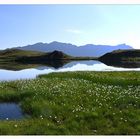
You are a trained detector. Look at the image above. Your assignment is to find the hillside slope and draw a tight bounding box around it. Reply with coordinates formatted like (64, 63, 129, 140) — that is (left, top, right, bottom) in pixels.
(99, 49, 140, 61)
(0, 49, 44, 59)
(99, 49, 140, 68)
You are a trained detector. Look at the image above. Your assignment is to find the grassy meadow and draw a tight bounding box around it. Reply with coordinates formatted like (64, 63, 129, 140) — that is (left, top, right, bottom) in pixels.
(0, 71, 140, 135)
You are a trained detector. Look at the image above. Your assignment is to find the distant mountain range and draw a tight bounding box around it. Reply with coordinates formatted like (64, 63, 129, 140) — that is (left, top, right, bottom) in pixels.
(17, 41, 133, 57)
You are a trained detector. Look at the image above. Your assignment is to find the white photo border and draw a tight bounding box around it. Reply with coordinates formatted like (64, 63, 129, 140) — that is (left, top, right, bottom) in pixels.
(0, 1, 140, 140)
(0, 0, 140, 4)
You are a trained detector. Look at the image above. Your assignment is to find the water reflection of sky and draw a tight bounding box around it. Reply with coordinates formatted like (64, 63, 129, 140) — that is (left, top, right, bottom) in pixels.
(0, 60, 140, 81)
(0, 103, 23, 120)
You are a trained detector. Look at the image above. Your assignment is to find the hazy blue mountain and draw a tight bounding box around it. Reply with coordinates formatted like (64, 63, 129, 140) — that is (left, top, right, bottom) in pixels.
(17, 41, 133, 57)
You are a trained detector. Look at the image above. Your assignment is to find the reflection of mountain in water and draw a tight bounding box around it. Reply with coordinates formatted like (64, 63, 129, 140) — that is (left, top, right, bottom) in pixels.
(62, 60, 101, 68)
(36, 59, 140, 70)
(36, 60, 101, 70)
(100, 60, 140, 68)
(0, 60, 140, 81)
(0, 59, 140, 71)
(34, 60, 69, 69)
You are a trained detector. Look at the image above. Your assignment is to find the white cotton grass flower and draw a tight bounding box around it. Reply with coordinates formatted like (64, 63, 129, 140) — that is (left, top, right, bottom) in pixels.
(14, 124, 18, 128)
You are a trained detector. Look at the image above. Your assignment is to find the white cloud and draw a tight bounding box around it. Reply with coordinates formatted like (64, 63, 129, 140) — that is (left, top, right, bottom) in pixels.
(66, 29, 83, 34)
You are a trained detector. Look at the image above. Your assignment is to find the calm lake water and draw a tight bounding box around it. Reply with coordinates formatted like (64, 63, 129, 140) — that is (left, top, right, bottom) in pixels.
(0, 60, 140, 81)
(0, 103, 24, 120)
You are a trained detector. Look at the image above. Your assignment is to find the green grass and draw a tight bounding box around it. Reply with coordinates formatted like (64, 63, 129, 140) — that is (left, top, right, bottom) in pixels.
(0, 49, 44, 57)
(0, 71, 140, 135)
(122, 57, 140, 61)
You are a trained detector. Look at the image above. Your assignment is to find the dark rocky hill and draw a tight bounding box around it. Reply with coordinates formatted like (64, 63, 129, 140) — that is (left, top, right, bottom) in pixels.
(99, 49, 140, 68)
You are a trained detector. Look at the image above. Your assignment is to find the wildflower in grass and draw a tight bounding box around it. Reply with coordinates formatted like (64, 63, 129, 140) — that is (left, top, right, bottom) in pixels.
(14, 124, 18, 128)
(93, 130, 97, 133)
(75, 115, 78, 117)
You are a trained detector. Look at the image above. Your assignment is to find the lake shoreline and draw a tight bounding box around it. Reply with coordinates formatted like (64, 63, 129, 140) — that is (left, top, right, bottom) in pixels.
(0, 60, 140, 81)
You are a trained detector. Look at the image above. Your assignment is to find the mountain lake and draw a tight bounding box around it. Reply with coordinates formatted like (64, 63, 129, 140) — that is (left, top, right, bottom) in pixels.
(0, 60, 140, 81)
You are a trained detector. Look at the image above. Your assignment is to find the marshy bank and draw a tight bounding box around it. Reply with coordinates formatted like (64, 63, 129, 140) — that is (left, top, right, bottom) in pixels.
(0, 71, 139, 135)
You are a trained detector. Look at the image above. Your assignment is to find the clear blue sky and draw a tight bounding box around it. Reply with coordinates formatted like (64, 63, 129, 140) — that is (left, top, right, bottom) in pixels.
(0, 5, 140, 49)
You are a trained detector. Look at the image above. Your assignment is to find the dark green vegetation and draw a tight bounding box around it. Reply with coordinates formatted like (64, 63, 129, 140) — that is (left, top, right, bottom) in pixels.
(0, 49, 96, 70)
(0, 71, 140, 135)
(100, 49, 140, 68)
(0, 49, 69, 70)
(100, 49, 140, 61)
(0, 49, 45, 70)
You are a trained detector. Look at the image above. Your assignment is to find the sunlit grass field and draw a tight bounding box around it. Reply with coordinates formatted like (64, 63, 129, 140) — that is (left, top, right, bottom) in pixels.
(0, 71, 140, 135)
